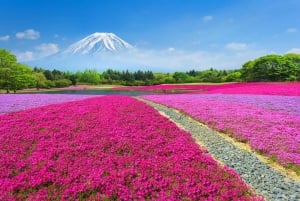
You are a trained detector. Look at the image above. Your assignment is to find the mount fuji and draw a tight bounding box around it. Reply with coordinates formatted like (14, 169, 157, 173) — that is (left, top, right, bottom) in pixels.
(29, 32, 166, 71)
(63, 32, 133, 55)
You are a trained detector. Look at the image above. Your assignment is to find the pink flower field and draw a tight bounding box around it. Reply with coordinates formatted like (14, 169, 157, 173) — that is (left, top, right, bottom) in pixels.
(115, 82, 300, 96)
(143, 94, 300, 168)
(0, 96, 262, 200)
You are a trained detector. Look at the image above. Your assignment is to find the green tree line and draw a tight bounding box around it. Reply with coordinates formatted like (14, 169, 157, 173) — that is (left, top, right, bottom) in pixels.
(241, 54, 300, 81)
(0, 49, 35, 93)
(1, 48, 300, 93)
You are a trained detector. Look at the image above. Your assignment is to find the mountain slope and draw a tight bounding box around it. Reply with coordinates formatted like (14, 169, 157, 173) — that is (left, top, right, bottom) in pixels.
(63, 32, 133, 55)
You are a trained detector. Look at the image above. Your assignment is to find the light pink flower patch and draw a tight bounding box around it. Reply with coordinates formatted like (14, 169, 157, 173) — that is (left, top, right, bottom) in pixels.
(143, 94, 300, 166)
(0, 94, 99, 114)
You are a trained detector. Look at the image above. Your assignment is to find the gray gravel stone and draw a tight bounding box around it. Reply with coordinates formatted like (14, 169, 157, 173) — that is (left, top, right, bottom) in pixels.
(140, 98, 300, 201)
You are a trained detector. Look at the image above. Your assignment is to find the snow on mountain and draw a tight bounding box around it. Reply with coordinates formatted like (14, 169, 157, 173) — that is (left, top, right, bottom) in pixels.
(63, 32, 133, 55)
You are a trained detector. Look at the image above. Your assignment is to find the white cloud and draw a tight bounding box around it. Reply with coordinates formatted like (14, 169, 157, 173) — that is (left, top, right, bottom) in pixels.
(286, 48, 300, 54)
(16, 29, 40, 40)
(35, 43, 59, 57)
(168, 47, 175, 51)
(16, 51, 34, 61)
(225, 42, 249, 51)
(286, 28, 298, 33)
(202, 15, 213, 22)
(0, 35, 10, 41)
(15, 43, 59, 62)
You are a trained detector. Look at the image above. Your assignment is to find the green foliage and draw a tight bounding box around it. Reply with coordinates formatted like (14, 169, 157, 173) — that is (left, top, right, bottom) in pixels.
(184, 68, 238, 83)
(224, 71, 242, 82)
(197, 69, 222, 82)
(0, 49, 18, 92)
(154, 73, 170, 83)
(0, 67, 11, 92)
(241, 54, 300, 81)
(0, 50, 35, 93)
(35, 68, 75, 88)
(241, 61, 255, 81)
(52, 69, 65, 80)
(173, 72, 190, 83)
(54, 79, 72, 87)
(34, 72, 48, 90)
(284, 53, 300, 65)
(78, 69, 101, 84)
(0, 49, 17, 68)
(43, 70, 54, 80)
(101, 69, 156, 85)
(69, 74, 77, 85)
(8, 64, 35, 92)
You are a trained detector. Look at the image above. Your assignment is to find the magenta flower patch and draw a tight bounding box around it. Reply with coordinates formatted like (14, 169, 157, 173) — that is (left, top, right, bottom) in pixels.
(115, 82, 300, 96)
(0, 96, 261, 200)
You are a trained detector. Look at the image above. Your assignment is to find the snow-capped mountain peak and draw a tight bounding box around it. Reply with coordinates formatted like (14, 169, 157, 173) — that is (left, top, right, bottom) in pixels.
(64, 32, 133, 55)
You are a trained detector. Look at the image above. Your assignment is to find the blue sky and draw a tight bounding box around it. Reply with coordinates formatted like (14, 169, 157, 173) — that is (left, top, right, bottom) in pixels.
(0, 0, 300, 71)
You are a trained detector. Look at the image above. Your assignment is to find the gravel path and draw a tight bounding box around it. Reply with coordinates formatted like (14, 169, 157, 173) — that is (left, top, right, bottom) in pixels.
(139, 98, 300, 201)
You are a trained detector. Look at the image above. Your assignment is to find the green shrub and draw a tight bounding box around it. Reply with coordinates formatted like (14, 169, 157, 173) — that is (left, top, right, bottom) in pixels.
(54, 79, 72, 87)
